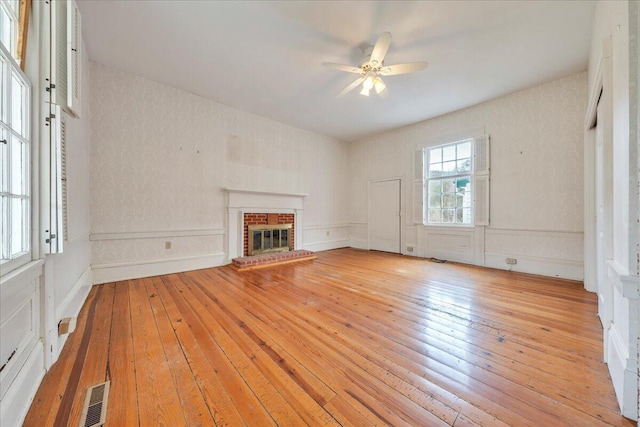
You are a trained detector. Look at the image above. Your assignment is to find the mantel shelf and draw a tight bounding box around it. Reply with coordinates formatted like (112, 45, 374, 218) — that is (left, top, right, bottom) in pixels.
(223, 187, 309, 198)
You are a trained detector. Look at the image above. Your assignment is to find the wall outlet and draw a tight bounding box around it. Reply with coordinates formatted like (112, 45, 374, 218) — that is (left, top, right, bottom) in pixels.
(406, 246, 414, 252)
(165, 241, 171, 249)
(58, 317, 77, 335)
(326, 230, 330, 236)
(506, 258, 517, 265)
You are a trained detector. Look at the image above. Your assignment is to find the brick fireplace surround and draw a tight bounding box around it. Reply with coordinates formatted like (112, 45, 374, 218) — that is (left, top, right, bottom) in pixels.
(243, 213, 295, 256)
(224, 188, 306, 263)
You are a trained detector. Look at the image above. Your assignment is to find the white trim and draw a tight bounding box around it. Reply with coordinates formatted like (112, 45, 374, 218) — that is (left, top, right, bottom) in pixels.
(414, 126, 485, 150)
(54, 266, 91, 359)
(90, 228, 225, 241)
(0, 340, 45, 427)
(222, 187, 309, 198)
(91, 252, 226, 285)
(303, 239, 350, 252)
(484, 252, 583, 280)
(349, 239, 368, 250)
(303, 223, 349, 231)
(607, 259, 640, 298)
(0, 259, 44, 288)
(585, 41, 605, 129)
(485, 227, 583, 237)
(54, 266, 91, 321)
(607, 322, 638, 419)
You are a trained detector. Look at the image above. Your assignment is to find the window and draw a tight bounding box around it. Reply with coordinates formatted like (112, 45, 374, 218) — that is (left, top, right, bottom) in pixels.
(1, 41, 30, 273)
(0, 0, 18, 59)
(425, 139, 473, 225)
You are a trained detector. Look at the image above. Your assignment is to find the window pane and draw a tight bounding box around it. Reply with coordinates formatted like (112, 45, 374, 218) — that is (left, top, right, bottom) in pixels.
(10, 196, 23, 256)
(457, 141, 471, 159)
(429, 147, 441, 164)
(442, 160, 456, 176)
(429, 162, 442, 177)
(0, 8, 12, 56)
(456, 208, 464, 223)
(428, 209, 441, 223)
(11, 72, 23, 134)
(428, 193, 441, 208)
(456, 193, 465, 208)
(443, 193, 455, 208)
(10, 135, 22, 194)
(463, 208, 471, 224)
(442, 178, 455, 193)
(457, 158, 471, 173)
(428, 179, 441, 194)
(442, 209, 454, 223)
(442, 145, 456, 162)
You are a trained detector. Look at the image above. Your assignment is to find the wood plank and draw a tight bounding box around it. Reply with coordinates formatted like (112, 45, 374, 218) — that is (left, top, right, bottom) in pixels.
(24, 249, 635, 427)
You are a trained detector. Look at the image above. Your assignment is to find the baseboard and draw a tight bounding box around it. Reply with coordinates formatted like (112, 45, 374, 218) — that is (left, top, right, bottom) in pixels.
(484, 252, 583, 280)
(0, 340, 45, 427)
(423, 249, 474, 265)
(54, 266, 92, 359)
(349, 238, 368, 250)
(607, 324, 638, 419)
(303, 239, 350, 252)
(92, 252, 226, 284)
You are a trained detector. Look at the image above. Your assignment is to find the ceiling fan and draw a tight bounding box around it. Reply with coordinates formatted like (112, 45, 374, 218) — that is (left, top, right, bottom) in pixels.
(322, 32, 428, 99)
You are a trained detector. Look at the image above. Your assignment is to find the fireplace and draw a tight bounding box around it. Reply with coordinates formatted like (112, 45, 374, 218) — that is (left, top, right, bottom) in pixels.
(224, 188, 307, 262)
(248, 224, 292, 256)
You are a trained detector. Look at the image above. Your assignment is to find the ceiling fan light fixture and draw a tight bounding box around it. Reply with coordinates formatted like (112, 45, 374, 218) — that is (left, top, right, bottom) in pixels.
(362, 75, 375, 91)
(374, 77, 386, 94)
(360, 86, 370, 96)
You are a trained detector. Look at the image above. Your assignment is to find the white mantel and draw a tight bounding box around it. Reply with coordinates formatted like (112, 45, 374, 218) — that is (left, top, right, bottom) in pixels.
(223, 188, 307, 262)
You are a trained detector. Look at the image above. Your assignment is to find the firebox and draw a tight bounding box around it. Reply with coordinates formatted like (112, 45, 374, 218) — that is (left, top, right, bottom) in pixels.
(247, 224, 292, 256)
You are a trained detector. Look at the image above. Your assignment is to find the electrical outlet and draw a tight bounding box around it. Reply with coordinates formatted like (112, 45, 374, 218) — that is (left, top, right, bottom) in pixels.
(406, 246, 414, 252)
(326, 230, 330, 236)
(506, 258, 517, 265)
(165, 241, 171, 250)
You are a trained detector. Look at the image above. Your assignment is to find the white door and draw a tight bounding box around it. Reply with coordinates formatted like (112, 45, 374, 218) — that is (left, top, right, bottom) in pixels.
(369, 179, 401, 253)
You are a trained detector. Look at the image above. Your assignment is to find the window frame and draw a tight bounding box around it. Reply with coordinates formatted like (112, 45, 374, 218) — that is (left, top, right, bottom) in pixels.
(423, 138, 474, 227)
(0, 40, 31, 275)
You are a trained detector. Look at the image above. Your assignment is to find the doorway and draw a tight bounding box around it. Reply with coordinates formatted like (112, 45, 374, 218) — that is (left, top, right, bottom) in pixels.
(369, 179, 401, 253)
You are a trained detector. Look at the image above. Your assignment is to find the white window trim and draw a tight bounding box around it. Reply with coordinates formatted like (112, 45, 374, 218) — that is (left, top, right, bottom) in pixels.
(423, 138, 475, 228)
(0, 40, 32, 276)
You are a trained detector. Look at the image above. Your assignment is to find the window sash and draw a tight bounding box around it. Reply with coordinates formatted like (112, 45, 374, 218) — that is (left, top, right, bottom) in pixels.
(424, 139, 474, 226)
(0, 39, 30, 274)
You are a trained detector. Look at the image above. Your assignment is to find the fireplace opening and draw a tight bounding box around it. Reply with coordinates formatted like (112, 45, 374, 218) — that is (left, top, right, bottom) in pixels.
(248, 224, 292, 256)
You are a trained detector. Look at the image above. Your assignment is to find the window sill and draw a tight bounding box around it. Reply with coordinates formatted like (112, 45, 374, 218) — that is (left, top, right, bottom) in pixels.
(0, 258, 44, 288)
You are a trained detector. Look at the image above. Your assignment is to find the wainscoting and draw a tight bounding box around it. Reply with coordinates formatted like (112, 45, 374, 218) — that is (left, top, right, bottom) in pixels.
(351, 223, 584, 281)
(90, 229, 226, 284)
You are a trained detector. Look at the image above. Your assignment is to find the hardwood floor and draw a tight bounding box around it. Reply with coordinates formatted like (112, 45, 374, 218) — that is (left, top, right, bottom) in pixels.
(24, 248, 634, 426)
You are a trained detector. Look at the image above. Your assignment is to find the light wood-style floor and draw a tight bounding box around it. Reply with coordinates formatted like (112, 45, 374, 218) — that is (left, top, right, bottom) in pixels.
(25, 248, 634, 426)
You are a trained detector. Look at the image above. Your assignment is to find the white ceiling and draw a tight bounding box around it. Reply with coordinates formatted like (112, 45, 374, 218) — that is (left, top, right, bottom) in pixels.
(77, 1, 595, 142)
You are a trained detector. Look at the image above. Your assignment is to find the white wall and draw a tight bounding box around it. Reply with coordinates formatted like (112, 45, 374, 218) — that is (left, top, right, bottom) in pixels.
(586, 0, 639, 420)
(349, 72, 586, 280)
(89, 63, 350, 283)
(0, 3, 93, 426)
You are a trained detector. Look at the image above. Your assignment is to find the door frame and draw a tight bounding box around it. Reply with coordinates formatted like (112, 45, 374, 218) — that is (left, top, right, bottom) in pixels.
(367, 177, 402, 253)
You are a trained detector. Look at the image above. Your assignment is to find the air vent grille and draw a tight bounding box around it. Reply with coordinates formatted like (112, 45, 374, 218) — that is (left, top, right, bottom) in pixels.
(79, 381, 110, 427)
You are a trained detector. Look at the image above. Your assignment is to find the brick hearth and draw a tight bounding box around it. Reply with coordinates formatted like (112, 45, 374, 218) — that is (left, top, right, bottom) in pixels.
(231, 249, 316, 270)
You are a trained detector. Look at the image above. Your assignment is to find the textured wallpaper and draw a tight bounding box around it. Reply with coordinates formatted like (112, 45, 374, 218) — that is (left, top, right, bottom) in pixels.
(349, 72, 587, 233)
(90, 62, 349, 265)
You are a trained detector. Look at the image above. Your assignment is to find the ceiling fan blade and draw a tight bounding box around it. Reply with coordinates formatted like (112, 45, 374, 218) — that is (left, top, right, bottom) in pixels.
(337, 77, 365, 97)
(370, 32, 391, 66)
(380, 62, 429, 76)
(322, 62, 362, 74)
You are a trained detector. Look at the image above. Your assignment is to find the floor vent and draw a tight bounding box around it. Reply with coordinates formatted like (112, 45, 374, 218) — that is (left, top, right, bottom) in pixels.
(79, 381, 110, 427)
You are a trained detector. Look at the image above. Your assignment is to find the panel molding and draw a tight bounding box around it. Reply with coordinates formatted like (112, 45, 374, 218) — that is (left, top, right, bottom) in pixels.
(92, 252, 226, 284)
(90, 228, 225, 241)
(303, 239, 350, 252)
